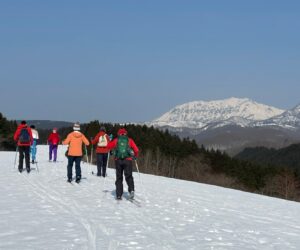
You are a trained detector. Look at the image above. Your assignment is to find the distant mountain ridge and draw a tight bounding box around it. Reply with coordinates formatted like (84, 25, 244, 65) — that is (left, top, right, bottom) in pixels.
(147, 98, 300, 154)
(149, 97, 285, 130)
(254, 104, 300, 130)
(18, 120, 73, 130)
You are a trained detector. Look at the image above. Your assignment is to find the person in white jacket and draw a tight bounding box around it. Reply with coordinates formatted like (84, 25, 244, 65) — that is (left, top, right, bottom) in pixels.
(30, 125, 39, 164)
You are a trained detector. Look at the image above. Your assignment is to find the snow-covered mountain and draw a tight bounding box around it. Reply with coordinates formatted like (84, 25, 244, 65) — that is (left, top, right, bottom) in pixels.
(150, 97, 285, 129)
(255, 104, 300, 130)
(147, 98, 300, 154)
(1, 146, 300, 249)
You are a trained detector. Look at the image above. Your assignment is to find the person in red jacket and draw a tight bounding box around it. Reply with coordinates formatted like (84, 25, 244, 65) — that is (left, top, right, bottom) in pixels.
(14, 121, 33, 173)
(107, 128, 139, 200)
(47, 128, 60, 162)
(91, 126, 111, 177)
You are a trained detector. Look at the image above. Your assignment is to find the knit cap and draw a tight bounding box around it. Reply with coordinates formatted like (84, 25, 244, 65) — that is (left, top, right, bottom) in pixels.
(118, 128, 127, 135)
(73, 122, 80, 131)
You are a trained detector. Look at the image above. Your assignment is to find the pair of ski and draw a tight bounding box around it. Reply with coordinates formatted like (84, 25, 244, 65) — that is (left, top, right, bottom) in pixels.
(127, 197, 141, 207)
(67, 180, 80, 185)
(116, 195, 141, 207)
(67, 177, 87, 185)
(91, 171, 108, 178)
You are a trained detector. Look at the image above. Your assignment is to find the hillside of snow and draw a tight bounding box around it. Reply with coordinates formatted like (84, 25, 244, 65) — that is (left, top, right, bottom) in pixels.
(149, 97, 285, 129)
(1, 145, 300, 249)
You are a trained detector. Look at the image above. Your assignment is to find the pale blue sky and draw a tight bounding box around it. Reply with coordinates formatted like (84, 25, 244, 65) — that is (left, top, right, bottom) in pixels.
(1, 0, 300, 123)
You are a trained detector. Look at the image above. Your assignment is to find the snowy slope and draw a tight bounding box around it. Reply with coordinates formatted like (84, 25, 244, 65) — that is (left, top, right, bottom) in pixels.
(149, 98, 284, 129)
(1, 146, 300, 249)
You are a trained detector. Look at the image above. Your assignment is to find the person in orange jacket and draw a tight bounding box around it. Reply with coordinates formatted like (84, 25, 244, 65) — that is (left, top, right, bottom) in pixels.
(63, 122, 89, 183)
(91, 126, 111, 177)
(107, 128, 139, 200)
(14, 121, 33, 173)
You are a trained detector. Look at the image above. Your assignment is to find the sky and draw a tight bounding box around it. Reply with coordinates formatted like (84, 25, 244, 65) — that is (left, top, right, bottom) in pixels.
(0, 0, 300, 123)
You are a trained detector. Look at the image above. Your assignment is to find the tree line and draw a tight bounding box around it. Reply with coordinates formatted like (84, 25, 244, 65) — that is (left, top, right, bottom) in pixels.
(0, 113, 17, 150)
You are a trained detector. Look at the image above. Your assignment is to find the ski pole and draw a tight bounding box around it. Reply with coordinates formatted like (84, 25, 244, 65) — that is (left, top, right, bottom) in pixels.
(90, 142, 94, 174)
(102, 152, 110, 192)
(135, 159, 141, 180)
(55, 144, 59, 163)
(35, 158, 39, 172)
(14, 146, 18, 169)
(84, 145, 89, 176)
(84, 145, 89, 163)
(90, 144, 93, 165)
(134, 159, 145, 198)
(35, 144, 39, 173)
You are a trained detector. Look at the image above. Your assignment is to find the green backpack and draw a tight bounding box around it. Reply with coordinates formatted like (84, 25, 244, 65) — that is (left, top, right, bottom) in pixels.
(115, 135, 132, 159)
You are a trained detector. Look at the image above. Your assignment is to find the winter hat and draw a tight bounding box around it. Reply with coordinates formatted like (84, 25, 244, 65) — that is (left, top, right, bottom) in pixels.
(100, 126, 106, 132)
(21, 120, 26, 125)
(73, 122, 80, 131)
(118, 128, 127, 135)
(30, 125, 35, 129)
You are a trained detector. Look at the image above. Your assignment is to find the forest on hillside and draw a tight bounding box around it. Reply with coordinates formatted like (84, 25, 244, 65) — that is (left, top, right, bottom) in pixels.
(236, 145, 300, 174)
(1, 113, 300, 202)
(0, 113, 17, 150)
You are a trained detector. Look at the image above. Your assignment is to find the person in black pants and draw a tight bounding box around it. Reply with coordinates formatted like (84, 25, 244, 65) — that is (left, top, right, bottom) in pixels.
(107, 128, 139, 200)
(115, 159, 135, 198)
(14, 121, 33, 173)
(91, 126, 111, 177)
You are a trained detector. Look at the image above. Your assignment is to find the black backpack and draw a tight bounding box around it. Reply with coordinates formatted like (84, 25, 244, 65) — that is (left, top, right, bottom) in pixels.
(19, 128, 30, 144)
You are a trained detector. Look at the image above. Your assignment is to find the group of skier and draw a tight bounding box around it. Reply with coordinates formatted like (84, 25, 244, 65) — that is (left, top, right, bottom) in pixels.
(13, 121, 139, 200)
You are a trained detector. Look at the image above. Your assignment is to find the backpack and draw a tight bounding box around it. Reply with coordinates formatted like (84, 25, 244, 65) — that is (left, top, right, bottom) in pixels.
(19, 128, 30, 144)
(98, 134, 108, 147)
(115, 135, 133, 159)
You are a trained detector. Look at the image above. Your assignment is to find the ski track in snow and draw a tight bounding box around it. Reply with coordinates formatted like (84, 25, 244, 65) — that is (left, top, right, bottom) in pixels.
(1, 146, 300, 249)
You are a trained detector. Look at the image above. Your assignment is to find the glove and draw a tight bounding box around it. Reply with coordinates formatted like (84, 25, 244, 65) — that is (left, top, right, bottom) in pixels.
(132, 156, 137, 161)
(128, 149, 134, 157)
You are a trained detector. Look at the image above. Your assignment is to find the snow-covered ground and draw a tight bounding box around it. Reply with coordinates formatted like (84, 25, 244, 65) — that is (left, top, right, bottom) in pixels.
(1, 145, 300, 250)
